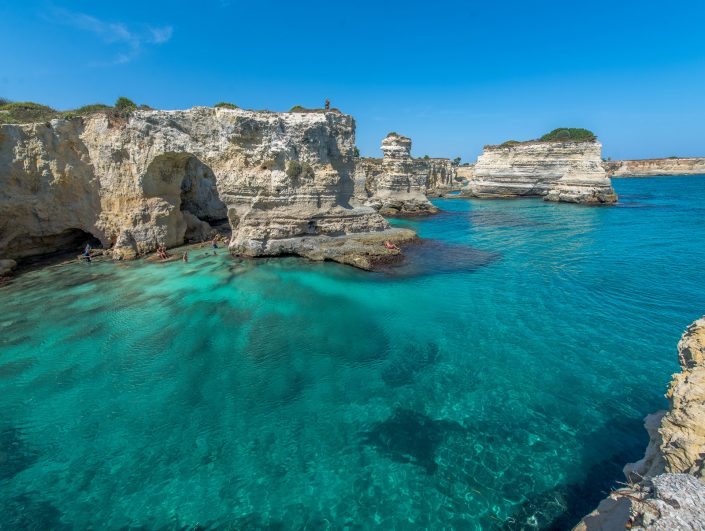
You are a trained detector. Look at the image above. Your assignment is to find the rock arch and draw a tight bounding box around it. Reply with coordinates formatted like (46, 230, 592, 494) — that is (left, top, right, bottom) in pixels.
(141, 152, 227, 246)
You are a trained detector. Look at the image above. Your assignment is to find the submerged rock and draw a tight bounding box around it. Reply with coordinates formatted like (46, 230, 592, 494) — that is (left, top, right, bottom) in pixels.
(575, 316, 705, 530)
(468, 141, 617, 204)
(0, 107, 409, 269)
(361, 408, 465, 474)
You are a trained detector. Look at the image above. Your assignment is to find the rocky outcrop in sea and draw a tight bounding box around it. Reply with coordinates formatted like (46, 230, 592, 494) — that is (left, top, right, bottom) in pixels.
(604, 157, 705, 178)
(0, 107, 414, 270)
(354, 133, 461, 215)
(468, 141, 617, 204)
(575, 316, 705, 530)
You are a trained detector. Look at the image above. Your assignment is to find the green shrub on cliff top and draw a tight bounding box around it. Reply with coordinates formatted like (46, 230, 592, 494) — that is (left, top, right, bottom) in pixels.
(215, 102, 238, 109)
(539, 128, 596, 142)
(499, 140, 521, 148)
(0, 101, 59, 124)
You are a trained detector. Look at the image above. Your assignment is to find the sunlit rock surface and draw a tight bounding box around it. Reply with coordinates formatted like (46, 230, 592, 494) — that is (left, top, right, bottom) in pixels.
(469, 141, 617, 204)
(605, 157, 705, 178)
(0, 107, 411, 268)
(576, 316, 705, 530)
(355, 133, 460, 215)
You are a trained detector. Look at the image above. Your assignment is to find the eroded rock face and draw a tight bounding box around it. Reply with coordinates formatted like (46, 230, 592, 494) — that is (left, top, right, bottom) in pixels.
(575, 316, 705, 530)
(0, 107, 402, 267)
(355, 133, 460, 215)
(604, 157, 705, 178)
(469, 141, 617, 204)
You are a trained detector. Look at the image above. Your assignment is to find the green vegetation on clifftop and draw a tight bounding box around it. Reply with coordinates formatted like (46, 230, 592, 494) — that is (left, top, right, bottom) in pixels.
(539, 128, 596, 142)
(493, 128, 597, 148)
(0, 97, 148, 124)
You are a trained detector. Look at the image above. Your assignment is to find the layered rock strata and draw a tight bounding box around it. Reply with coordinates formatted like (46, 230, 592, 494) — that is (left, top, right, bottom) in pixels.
(355, 133, 461, 215)
(0, 107, 412, 270)
(468, 141, 617, 204)
(604, 157, 705, 178)
(575, 316, 705, 530)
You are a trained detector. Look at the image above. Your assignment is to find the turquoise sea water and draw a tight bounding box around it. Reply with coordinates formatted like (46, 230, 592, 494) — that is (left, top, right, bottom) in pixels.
(2, 176, 705, 530)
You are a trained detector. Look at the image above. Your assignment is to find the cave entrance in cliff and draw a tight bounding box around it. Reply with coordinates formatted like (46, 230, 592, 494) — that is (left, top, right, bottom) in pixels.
(144, 153, 229, 243)
(9, 228, 103, 266)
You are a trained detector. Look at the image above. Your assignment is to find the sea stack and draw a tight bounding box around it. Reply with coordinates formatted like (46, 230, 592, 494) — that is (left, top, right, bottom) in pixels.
(469, 136, 617, 204)
(355, 133, 452, 215)
(0, 107, 414, 270)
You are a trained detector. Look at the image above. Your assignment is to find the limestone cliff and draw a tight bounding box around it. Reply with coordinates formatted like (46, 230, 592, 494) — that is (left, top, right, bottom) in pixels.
(604, 157, 705, 178)
(575, 316, 705, 530)
(354, 133, 460, 215)
(0, 107, 413, 270)
(469, 141, 617, 204)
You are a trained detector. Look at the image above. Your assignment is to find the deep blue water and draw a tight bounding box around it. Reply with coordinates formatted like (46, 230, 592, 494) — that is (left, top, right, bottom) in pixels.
(1, 176, 704, 529)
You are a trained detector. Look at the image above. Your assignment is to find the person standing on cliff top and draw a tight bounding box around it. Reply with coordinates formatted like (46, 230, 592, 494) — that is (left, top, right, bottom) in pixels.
(325, 98, 330, 111)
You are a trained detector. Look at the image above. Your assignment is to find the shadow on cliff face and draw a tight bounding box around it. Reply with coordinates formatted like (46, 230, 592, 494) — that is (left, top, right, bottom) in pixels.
(378, 239, 500, 278)
(361, 408, 466, 474)
(502, 415, 647, 530)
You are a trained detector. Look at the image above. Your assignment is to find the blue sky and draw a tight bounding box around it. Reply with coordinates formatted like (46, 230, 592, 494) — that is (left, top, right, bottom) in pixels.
(1, 0, 704, 160)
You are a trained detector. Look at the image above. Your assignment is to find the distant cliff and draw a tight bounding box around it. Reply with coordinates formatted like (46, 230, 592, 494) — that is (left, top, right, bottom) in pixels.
(604, 157, 705, 178)
(468, 141, 617, 204)
(0, 107, 414, 271)
(575, 316, 705, 530)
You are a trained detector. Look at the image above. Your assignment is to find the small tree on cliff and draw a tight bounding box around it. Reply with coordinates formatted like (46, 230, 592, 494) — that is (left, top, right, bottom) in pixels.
(114, 97, 137, 118)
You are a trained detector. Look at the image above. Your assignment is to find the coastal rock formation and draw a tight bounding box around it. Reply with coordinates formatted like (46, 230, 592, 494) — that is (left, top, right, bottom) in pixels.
(575, 316, 705, 530)
(468, 141, 617, 204)
(425, 158, 460, 196)
(0, 107, 413, 269)
(604, 157, 705, 178)
(355, 133, 461, 215)
(455, 164, 475, 186)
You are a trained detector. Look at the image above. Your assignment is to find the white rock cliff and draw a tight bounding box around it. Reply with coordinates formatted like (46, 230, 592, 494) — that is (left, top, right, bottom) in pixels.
(355, 133, 460, 215)
(604, 157, 705, 178)
(0, 107, 414, 270)
(469, 141, 617, 204)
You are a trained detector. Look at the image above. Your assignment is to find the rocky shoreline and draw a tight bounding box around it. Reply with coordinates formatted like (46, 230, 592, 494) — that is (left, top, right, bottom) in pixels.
(0, 107, 415, 273)
(575, 316, 705, 530)
(1, 107, 627, 275)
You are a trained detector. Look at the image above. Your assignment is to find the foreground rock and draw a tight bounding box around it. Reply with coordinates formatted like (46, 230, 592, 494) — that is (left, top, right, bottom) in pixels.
(0, 107, 409, 269)
(468, 141, 617, 204)
(575, 316, 705, 530)
(604, 157, 705, 178)
(355, 133, 460, 215)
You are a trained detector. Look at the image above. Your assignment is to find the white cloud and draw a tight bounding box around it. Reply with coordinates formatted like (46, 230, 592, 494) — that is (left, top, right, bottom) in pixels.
(149, 26, 173, 44)
(49, 6, 173, 64)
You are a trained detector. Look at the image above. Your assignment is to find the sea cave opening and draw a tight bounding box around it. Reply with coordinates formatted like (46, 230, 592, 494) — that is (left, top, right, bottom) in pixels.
(144, 153, 230, 243)
(9, 228, 102, 266)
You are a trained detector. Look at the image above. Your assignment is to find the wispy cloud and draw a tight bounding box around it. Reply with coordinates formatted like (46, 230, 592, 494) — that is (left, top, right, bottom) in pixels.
(48, 6, 173, 64)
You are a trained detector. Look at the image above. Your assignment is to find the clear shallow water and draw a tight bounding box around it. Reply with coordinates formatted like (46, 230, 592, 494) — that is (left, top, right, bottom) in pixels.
(1, 176, 705, 530)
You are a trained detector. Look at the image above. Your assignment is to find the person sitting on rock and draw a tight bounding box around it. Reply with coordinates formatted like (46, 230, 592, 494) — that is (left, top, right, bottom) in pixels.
(384, 240, 400, 251)
(79, 242, 92, 262)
